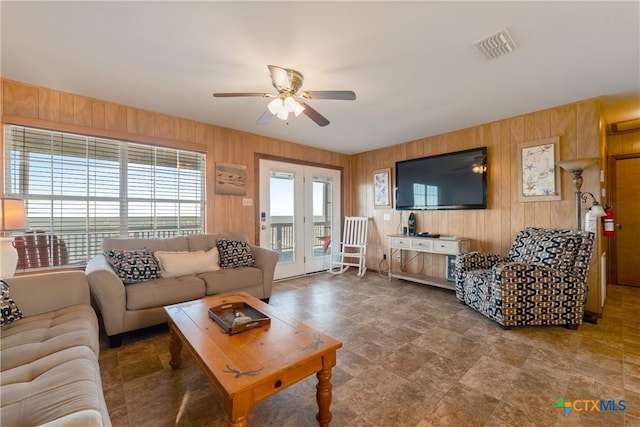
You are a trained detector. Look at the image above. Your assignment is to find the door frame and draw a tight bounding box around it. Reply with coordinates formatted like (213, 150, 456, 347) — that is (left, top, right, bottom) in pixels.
(607, 153, 640, 285)
(254, 153, 344, 248)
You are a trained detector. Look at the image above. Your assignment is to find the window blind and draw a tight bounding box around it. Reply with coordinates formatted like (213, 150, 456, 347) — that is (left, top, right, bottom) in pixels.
(3, 125, 205, 271)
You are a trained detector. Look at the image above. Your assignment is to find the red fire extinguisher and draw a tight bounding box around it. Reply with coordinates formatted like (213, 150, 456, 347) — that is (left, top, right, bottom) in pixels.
(602, 206, 615, 237)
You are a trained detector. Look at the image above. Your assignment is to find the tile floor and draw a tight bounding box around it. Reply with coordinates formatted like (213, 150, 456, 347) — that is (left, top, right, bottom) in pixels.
(98, 271, 640, 426)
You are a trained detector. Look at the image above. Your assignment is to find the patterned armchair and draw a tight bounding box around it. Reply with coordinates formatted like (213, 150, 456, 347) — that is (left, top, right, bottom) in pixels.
(454, 227, 595, 329)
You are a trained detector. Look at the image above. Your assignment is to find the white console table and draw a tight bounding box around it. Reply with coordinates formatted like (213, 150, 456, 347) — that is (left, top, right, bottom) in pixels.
(388, 234, 470, 290)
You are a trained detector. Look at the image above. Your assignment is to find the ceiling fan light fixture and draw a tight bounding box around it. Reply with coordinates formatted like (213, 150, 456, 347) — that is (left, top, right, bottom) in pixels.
(215, 65, 355, 126)
(269, 96, 303, 120)
(277, 108, 289, 120)
(284, 96, 297, 112)
(293, 102, 305, 117)
(268, 98, 283, 115)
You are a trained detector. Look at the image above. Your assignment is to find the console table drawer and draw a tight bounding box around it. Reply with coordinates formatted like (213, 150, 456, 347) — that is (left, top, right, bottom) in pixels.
(432, 240, 461, 254)
(390, 237, 411, 249)
(410, 239, 432, 251)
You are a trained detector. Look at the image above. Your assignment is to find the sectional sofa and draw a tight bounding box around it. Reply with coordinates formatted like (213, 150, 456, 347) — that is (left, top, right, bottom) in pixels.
(85, 232, 278, 347)
(0, 271, 111, 426)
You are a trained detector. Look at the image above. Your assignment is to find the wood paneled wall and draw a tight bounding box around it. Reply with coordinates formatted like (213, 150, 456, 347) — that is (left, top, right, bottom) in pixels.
(608, 129, 640, 156)
(2, 78, 613, 313)
(0, 79, 352, 243)
(351, 99, 605, 313)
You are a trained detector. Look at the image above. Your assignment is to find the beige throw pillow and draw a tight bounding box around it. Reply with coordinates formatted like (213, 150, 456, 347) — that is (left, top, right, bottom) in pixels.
(154, 248, 220, 278)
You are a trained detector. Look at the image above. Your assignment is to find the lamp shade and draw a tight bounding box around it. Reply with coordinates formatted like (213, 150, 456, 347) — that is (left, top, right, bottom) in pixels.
(284, 96, 296, 112)
(267, 98, 283, 115)
(0, 198, 27, 278)
(293, 102, 305, 117)
(0, 198, 28, 231)
(277, 108, 289, 120)
(557, 157, 599, 172)
(589, 203, 606, 217)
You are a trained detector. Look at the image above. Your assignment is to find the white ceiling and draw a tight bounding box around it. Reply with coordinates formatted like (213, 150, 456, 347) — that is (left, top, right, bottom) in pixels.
(1, 1, 639, 155)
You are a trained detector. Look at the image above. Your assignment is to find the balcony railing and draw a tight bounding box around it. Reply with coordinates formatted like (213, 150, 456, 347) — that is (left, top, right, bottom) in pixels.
(270, 222, 331, 262)
(13, 229, 200, 272)
(13, 222, 331, 272)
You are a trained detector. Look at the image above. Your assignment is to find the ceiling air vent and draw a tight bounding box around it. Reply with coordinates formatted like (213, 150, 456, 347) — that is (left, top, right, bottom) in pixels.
(474, 29, 517, 59)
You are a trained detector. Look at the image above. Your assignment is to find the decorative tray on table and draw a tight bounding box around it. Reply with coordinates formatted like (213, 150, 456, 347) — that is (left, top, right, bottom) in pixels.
(208, 302, 271, 335)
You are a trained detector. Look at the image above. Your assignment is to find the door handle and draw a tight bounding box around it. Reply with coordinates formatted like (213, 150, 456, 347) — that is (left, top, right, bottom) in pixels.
(261, 225, 267, 230)
(617, 223, 623, 230)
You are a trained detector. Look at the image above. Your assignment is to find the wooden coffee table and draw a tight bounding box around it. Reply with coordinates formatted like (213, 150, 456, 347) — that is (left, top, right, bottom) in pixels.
(164, 292, 343, 427)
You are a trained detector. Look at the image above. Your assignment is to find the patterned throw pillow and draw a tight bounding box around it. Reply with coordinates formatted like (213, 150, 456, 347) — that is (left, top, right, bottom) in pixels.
(1, 279, 24, 326)
(217, 239, 255, 269)
(105, 248, 162, 284)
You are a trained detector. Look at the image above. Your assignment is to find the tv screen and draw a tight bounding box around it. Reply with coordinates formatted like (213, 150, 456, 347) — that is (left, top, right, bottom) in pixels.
(395, 147, 487, 210)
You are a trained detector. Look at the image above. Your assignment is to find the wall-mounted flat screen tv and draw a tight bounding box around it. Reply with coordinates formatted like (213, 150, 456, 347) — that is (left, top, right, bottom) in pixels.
(395, 147, 487, 210)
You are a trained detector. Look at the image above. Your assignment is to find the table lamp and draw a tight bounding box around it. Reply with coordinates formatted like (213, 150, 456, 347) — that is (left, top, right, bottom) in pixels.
(0, 198, 29, 278)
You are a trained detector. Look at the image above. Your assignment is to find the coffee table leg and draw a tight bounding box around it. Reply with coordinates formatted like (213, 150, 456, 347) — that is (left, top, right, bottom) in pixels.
(168, 323, 183, 370)
(228, 415, 248, 427)
(315, 367, 333, 426)
(226, 396, 251, 427)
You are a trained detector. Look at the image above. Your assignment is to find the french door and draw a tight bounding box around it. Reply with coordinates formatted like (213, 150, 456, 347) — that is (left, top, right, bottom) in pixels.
(259, 159, 341, 279)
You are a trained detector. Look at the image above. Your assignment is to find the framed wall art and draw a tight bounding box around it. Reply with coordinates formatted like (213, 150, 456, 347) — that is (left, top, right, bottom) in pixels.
(373, 168, 392, 209)
(215, 162, 247, 195)
(517, 137, 561, 202)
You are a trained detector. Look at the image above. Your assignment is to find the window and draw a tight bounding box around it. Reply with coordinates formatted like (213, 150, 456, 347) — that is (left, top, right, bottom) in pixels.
(4, 125, 205, 271)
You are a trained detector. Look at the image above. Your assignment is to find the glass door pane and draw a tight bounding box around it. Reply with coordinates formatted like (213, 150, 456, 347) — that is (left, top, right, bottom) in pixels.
(269, 171, 295, 263)
(259, 160, 305, 279)
(312, 177, 332, 259)
(305, 167, 341, 274)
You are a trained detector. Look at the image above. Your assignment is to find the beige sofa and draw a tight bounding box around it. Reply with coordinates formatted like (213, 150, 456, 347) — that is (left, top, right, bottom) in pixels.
(0, 271, 111, 426)
(85, 232, 278, 347)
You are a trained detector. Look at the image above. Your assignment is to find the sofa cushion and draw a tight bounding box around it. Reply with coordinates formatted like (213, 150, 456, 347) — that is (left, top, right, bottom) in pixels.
(0, 304, 99, 372)
(1, 280, 24, 326)
(186, 232, 250, 252)
(509, 229, 577, 271)
(105, 248, 162, 284)
(125, 276, 205, 311)
(0, 346, 110, 427)
(198, 267, 263, 295)
(154, 248, 220, 278)
(217, 239, 255, 268)
(103, 236, 189, 253)
(520, 233, 577, 271)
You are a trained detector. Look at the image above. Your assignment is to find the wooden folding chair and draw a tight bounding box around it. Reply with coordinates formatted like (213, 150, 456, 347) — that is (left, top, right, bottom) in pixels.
(329, 216, 368, 277)
(14, 230, 69, 270)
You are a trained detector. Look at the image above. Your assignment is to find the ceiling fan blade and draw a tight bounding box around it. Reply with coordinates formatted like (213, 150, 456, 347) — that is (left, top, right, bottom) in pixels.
(213, 93, 269, 98)
(268, 65, 291, 91)
(299, 102, 330, 127)
(257, 110, 274, 125)
(301, 90, 356, 101)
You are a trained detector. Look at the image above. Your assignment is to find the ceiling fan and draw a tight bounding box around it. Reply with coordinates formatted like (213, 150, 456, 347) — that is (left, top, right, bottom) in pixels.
(213, 65, 356, 127)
